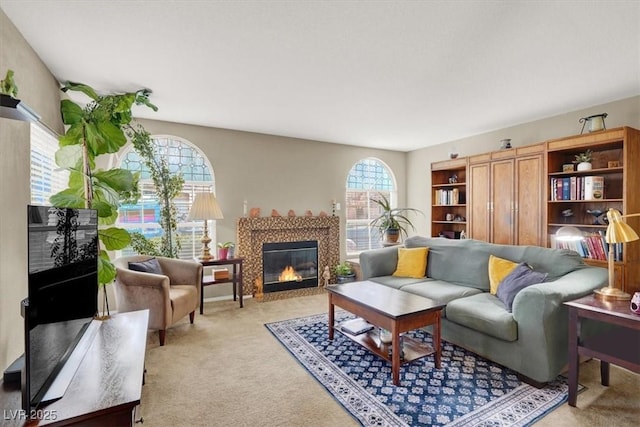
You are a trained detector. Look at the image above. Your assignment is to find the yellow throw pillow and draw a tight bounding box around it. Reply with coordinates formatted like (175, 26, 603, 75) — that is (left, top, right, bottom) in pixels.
(393, 247, 428, 279)
(488, 255, 519, 295)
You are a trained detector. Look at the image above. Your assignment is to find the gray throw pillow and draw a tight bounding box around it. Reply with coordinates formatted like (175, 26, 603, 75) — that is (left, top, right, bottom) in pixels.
(128, 258, 162, 274)
(496, 263, 547, 312)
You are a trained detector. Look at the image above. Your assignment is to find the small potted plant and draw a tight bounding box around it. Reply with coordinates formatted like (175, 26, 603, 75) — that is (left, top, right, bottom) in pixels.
(574, 149, 593, 171)
(334, 261, 356, 284)
(217, 241, 234, 259)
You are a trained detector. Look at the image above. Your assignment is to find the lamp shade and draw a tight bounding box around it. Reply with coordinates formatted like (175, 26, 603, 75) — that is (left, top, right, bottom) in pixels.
(605, 209, 639, 244)
(187, 192, 224, 221)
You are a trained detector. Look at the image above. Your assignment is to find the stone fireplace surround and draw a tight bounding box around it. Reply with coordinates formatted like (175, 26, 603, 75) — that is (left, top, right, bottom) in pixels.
(236, 216, 340, 297)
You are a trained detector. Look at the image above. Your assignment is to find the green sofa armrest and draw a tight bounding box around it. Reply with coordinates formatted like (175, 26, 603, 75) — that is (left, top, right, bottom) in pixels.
(510, 266, 607, 380)
(359, 246, 400, 279)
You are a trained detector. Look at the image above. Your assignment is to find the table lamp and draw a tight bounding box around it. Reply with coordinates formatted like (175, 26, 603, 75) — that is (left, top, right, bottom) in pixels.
(187, 192, 223, 260)
(594, 208, 640, 301)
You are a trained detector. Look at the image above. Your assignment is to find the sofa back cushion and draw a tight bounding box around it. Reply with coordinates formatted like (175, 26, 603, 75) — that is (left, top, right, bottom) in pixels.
(404, 236, 585, 291)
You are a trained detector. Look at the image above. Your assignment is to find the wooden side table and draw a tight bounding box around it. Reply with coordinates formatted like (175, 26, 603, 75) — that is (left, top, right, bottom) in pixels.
(565, 295, 640, 407)
(197, 257, 244, 313)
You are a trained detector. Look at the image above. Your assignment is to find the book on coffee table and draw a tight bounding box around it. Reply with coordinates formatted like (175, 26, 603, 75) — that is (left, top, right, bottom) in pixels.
(340, 318, 374, 335)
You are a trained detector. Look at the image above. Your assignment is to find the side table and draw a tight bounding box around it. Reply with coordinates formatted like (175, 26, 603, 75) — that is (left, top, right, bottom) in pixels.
(564, 295, 640, 407)
(197, 257, 244, 313)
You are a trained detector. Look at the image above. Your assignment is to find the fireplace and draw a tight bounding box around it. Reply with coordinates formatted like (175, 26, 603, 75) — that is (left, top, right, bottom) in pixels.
(236, 216, 339, 297)
(262, 241, 318, 293)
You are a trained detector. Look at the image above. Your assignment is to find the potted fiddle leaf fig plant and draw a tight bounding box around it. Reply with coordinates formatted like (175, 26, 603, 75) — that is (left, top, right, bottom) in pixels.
(369, 193, 422, 243)
(50, 81, 158, 317)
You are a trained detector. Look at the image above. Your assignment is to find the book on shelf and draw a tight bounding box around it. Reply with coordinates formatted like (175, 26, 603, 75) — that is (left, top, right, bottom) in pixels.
(434, 188, 460, 205)
(584, 176, 604, 200)
(549, 231, 622, 261)
(340, 317, 374, 335)
(549, 176, 604, 201)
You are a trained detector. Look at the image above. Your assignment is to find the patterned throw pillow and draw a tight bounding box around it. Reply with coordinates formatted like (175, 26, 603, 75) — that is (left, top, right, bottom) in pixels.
(496, 263, 547, 312)
(128, 257, 162, 274)
(488, 255, 519, 295)
(392, 247, 429, 279)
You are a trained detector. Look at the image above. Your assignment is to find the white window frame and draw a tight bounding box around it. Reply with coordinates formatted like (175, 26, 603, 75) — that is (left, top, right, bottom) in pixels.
(345, 158, 397, 257)
(116, 135, 216, 260)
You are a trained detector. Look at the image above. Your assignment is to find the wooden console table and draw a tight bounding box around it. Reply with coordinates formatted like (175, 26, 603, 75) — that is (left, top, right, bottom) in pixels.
(0, 309, 149, 426)
(197, 257, 244, 313)
(565, 295, 640, 407)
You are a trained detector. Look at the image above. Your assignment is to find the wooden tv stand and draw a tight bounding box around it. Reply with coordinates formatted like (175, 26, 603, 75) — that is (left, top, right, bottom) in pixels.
(0, 310, 149, 426)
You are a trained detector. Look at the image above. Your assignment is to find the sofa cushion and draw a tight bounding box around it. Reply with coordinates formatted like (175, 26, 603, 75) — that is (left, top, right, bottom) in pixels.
(128, 257, 163, 274)
(404, 236, 587, 289)
(445, 293, 518, 342)
(405, 237, 492, 290)
(393, 247, 428, 278)
(488, 255, 519, 295)
(399, 280, 482, 308)
(368, 276, 430, 290)
(496, 263, 548, 312)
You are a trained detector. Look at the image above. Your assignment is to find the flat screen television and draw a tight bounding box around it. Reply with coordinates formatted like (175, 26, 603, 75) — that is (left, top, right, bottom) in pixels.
(23, 205, 99, 411)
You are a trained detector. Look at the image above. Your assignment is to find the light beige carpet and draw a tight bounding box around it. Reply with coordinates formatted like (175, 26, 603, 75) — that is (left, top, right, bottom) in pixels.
(140, 294, 639, 426)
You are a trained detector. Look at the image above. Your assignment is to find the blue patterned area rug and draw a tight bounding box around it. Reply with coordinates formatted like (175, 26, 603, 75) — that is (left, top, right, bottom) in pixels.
(265, 312, 571, 427)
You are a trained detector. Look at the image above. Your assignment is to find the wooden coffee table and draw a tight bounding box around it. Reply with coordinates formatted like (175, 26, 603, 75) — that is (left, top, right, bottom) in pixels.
(327, 280, 444, 385)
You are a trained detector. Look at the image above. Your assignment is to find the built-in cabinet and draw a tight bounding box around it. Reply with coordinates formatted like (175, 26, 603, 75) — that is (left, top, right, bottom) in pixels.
(430, 126, 640, 296)
(467, 144, 544, 246)
(545, 127, 640, 295)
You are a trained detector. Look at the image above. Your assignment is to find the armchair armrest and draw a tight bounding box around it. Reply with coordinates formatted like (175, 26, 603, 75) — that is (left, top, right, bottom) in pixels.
(114, 267, 172, 330)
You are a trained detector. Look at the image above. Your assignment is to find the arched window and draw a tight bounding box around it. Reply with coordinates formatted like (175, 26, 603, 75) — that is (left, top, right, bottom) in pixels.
(345, 158, 396, 255)
(117, 135, 215, 259)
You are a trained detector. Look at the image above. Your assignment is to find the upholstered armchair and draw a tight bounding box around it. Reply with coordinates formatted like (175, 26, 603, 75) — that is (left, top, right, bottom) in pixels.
(114, 255, 202, 346)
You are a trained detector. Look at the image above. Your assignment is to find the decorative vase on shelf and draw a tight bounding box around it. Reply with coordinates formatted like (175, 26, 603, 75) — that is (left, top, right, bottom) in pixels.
(577, 162, 592, 171)
(217, 247, 228, 259)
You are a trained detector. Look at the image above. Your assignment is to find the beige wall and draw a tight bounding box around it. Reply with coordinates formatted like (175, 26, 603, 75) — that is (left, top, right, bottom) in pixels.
(406, 95, 640, 234)
(0, 9, 63, 371)
(133, 119, 407, 299)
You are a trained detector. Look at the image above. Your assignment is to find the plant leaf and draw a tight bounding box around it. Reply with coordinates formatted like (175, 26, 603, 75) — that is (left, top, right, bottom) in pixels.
(60, 100, 84, 125)
(98, 250, 116, 285)
(50, 189, 86, 208)
(95, 120, 127, 154)
(99, 227, 131, 251)
(91, 200, 113, 218)
(55, 145, 83, 170)
(93, 169, 137, 192)
(62, 81, 99, 100)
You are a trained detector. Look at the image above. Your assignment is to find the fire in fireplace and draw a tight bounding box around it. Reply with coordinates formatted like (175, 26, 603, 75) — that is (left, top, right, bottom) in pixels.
(262, 241, 318, 293)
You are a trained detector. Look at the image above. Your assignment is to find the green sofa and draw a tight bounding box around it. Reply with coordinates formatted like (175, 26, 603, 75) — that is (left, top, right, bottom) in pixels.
(359, 236, 608, 384)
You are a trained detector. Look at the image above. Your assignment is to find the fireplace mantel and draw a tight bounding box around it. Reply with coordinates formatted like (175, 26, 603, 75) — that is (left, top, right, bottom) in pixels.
(236, 216, 340, 296)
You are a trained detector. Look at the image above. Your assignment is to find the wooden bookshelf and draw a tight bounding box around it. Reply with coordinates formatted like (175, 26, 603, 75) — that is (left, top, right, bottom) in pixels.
(546, 127, 640, 295)
(431, 158, 467, 239)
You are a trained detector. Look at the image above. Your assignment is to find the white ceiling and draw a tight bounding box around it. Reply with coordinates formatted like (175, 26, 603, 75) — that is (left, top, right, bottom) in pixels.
(1, 1, 639, 152)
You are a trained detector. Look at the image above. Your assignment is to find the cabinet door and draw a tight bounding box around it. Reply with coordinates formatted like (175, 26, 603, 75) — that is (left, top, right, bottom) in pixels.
(515, 154, 544, 246)
(491, 159, 515, 244)
(469, 162, 490, 241)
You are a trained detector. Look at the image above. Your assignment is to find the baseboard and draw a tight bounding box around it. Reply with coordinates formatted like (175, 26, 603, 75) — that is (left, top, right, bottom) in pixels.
(203, 294, 252, 304)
